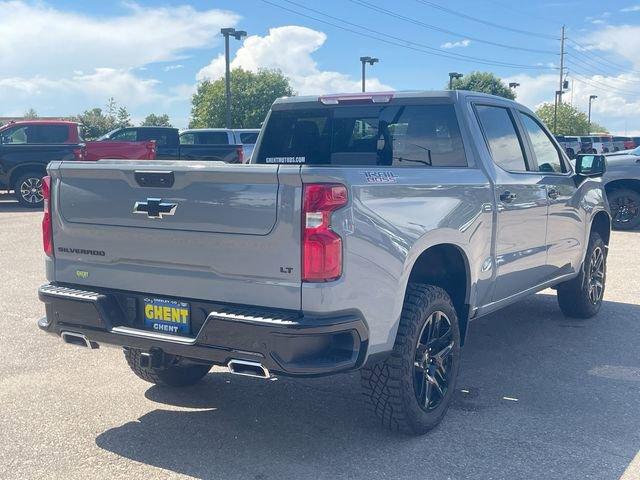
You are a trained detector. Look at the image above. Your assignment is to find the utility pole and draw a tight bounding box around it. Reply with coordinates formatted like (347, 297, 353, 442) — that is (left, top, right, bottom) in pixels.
(553, 25, 566, 135)
(588, 95, 597, 133)
(221, 27, 247, 129)
(360, 56, 379, 92)
(558, 25, 565, 105)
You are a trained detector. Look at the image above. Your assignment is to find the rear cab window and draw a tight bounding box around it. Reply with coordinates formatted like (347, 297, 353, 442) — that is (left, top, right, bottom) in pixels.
(239, 132, 259, 144)
(255, 102, 467, 167)
(180, 131, 230, 145)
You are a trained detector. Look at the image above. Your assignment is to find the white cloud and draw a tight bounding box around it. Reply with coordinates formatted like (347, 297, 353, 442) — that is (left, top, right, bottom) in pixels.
(440, 39, 471, 49)
(164, 64, 185, 72)
(0, 69, 164, 108)
(621, 5, 640, 12)
(197, 26, 392, 94)
(503, 72, 640, 134)
(0, 1, 239, 76)
(587, 24, 640, 69)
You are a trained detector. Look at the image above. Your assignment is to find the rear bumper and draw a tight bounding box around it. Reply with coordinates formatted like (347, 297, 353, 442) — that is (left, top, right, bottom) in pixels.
(38, 283, 369, 377)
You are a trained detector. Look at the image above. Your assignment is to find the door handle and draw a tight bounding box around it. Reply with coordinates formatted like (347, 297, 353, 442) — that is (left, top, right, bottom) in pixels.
(499, 191, 517, 203)
(548, 188, 560, 200)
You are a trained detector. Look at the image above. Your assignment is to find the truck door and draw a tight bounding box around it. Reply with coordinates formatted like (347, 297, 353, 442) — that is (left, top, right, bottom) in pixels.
(474, 104, 550, 301)
(516, 111, 583, 276)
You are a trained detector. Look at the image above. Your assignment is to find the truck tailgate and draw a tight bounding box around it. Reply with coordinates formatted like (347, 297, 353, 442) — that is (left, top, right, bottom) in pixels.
(49, 160, 302, 310)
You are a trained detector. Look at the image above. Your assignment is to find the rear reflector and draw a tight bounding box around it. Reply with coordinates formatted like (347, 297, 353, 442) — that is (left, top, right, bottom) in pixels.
(302, 184, 348, 282)
(42, 176, 53, 257)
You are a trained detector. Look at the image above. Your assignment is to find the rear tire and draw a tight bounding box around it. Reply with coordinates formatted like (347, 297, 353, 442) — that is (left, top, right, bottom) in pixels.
(360, 284, 461, 435)
(124, 348, 212, 387)
(13, 172, 45, 208)
(608, 188, 640, 230)
(557, 232, 606, 318)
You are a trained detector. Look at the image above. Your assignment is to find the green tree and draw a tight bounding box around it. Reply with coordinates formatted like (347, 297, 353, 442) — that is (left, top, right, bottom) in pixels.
(23, 108, 39, 119)
(72, 108, 116, 139)
(534, 102, 607, 135)
(141, 113, 172, 127)
(449, 71, 516, 100)
(589, 122, 609, 134)
(190, 68, 295, 128)
(105, 97, 118, 118)
(116, 106, 132, 128)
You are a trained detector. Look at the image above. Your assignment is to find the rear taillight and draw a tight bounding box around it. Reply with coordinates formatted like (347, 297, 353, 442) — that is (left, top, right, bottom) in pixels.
(42, 175, 53, 257)
(302, 183, 348, 282)
(73, 146, 85, 161)
(237, 147, 244, 164)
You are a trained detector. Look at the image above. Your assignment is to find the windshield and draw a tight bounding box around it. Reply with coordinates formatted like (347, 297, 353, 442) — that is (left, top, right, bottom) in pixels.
(255, 103, 467, 167)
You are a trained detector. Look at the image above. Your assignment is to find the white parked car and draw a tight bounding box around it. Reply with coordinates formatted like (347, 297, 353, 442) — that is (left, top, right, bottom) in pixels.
(179, 128, 260, 162)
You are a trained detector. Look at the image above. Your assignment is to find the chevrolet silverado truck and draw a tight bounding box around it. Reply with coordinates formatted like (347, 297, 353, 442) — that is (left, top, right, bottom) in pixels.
(37, 91, 611, 434)
(100, 126, 245, 163)
(0, 120, 155, 207)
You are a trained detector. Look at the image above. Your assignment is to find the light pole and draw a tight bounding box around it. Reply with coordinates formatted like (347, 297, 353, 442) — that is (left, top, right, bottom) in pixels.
(360, 56, 379, 92)
(509, 82, 520, 90)
(588, 95, 598, 133)
(221, 27, 247, 129)
(448, 72, 463, 90)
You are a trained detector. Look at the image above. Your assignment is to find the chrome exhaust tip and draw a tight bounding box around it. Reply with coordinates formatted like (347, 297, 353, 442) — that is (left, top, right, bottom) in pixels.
(61, 331, 99, 349)
(227, 359, 270, 379)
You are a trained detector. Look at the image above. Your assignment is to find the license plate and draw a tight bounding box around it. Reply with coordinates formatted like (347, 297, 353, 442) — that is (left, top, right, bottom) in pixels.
(143, 297, 190, 335)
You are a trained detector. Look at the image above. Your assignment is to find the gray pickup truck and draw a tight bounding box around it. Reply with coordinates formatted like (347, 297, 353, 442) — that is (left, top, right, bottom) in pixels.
(38, 91, 610, 434)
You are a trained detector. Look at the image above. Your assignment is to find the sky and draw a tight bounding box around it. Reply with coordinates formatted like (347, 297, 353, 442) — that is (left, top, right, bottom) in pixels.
(2, 0, 640, 133)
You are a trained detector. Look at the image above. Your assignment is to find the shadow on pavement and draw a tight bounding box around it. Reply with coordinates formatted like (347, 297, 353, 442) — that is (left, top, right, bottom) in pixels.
(0, 191, 39, 213)
(96, 293, 640, 479)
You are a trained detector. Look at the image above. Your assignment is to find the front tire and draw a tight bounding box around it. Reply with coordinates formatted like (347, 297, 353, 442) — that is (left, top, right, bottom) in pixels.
(14, 172, 45, 208)
(608, 188, 640, 230)
(557, 232, 606, 318)
(124, 348, 212, 387)
(361, 285, 461, 435)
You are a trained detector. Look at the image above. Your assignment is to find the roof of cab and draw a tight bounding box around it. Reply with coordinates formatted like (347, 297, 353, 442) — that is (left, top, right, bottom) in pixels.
(272, 90, 521, 106)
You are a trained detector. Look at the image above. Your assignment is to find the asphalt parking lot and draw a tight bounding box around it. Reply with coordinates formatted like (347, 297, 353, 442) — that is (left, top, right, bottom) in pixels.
(1, 190, 639, 480)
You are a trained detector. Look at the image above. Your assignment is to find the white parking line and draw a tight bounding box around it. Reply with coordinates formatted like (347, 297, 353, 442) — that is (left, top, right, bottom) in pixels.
(620, 450, 640, 480)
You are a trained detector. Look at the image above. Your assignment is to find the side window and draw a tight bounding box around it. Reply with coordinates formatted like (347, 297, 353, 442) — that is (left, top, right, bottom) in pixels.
(180, 133, 195, 145)
(1, 126, 28, 144)
(111, 129, 137, 141)
(519, 112, 564, 173)
(475, 105, 528, 172)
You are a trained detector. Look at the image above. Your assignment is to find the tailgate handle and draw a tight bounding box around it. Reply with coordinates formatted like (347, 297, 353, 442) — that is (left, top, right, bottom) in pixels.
(134, 171, 174, 188)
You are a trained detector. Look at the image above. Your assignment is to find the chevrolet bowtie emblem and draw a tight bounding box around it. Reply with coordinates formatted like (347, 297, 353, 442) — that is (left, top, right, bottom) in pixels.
(133, 198, 177, 219)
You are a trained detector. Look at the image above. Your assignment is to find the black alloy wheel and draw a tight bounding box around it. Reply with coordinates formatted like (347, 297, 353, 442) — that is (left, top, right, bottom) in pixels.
(413, 310, 455, 412)
(587, 246, 605, 305)
(609, 189, 640, 230)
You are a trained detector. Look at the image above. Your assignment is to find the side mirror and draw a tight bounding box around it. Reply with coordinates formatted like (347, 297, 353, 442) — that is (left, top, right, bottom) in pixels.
(575, 154, 606, 177)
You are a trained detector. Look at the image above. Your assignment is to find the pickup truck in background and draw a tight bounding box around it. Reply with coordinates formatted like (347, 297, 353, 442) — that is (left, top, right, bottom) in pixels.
(100, 126, 245, 163)
(180, 128, 260, 161)
(38, 91, 610, 435)
(0, 120, 156, 207)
